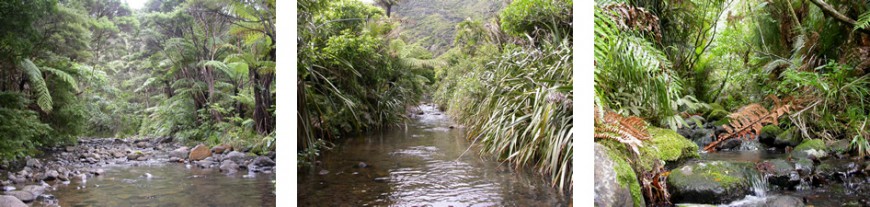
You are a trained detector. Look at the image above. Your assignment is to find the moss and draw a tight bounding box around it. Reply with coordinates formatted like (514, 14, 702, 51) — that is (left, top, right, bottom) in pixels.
(644, 127, 700, 162)
(761, 125, 783, 137)
(794, 139, 827, 152)
(669, 161, 749, 190)
(601, 141, 645, 207)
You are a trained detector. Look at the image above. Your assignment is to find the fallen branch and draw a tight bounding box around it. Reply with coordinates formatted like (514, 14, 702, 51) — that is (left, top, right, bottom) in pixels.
(807, 0, 870, 34)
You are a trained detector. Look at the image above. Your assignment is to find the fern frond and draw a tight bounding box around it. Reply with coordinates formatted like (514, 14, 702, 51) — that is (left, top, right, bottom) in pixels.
(19, 59, 52, 112)
(40, 67, 79, 92)
(594, 106, 649, 155)
(704, 100, 796, 151)
(855, 11, 870, 31)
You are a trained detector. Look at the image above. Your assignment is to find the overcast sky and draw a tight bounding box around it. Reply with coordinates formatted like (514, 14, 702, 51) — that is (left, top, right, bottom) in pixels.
(125, 0, 146, 10)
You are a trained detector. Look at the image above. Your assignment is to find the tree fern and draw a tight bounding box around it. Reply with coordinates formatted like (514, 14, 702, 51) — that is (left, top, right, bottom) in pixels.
(40, 66, 79, 92)
(19, 59, 53, 112)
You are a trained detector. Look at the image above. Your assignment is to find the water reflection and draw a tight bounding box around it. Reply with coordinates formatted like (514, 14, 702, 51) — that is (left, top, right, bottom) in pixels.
(297, 104, 567, 206)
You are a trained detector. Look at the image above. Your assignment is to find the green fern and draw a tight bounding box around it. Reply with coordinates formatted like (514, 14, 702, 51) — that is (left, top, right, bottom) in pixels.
(855, 11, 870, 31)
(40, 66, 79, 92)
(18, 59, 53, 112)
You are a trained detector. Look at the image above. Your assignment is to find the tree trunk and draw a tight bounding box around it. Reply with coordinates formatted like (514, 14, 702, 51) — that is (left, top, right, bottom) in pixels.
(808, 0, 870, 34)
(253, 47, 276, 134)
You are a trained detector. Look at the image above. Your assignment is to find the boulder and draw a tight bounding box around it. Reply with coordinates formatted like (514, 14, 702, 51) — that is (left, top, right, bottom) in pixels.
(594, 143, 636, 207)
(223, 151, 247, 164)
(678, 127, 715, 149)
(757, 159, 799, 189)
(252, 156, 276, 167)
(0, 195, 26, 207)
(774, 128, 802, 147)
(219, 160, 239, 174)
(791, 139, 828, 160)
(3, 191, 33, 203)
(21, 185, 43, 197)
(758, 125, 783, 146)
(667, 161, 752, 204)
(42, 170, 59, 181)
(211, 144, 232, 154)
(170, 147, 190, 160)
(189, 144, 212, 161)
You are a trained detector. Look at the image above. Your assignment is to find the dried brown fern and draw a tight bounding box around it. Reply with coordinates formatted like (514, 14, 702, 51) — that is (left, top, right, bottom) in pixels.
(703, 97, 797, 151)
(601, 3, 663, 42)
(594, 107, 650, 155)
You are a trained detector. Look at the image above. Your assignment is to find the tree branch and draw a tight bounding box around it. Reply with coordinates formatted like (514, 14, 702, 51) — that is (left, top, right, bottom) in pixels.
(807, 0, 870, 34)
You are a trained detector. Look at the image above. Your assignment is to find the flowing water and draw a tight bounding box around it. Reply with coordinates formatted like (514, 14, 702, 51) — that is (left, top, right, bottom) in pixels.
(297, 104, 568, 206)
(32, 163, 276, 207)
(693, 149, 868, 207)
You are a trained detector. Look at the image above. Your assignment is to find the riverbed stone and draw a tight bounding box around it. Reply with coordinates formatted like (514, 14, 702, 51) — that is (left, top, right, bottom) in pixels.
(189, 144, 211, 161)
(42, 170, 59, 181)
(667, 161, 751, 204)
(3, 191, 33, 203)
(21, 185, 43, 197)
(791, 139, 828, 160)
(170, 147, 190, 160)
(774, 128, 802, 147)
(757, 159, 799, 189)
(594, 143, 635, 207)
(794, 158, 814, 176)
(224, 151, 246, 164)
(211, 144, 231, 154)
(220, 160, 239, 174)
(0, 195, 26, 207)
(758, 125, 782, 146)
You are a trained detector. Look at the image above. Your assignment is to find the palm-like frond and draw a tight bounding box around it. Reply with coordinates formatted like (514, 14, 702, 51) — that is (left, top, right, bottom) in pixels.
(40, 66, 79, 92)
(19, 59, 53, 112)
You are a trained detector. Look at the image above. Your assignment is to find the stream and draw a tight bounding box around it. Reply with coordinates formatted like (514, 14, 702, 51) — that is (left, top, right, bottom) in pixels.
(297, 104, 569, 206)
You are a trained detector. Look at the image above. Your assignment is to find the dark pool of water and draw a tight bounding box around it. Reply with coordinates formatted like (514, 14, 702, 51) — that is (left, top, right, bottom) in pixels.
(297, 105, 568, 207)
(34, 163, 275, 207)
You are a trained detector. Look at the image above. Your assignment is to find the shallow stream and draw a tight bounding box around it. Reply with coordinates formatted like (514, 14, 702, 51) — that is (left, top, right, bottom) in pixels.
(297, 104, 569, 206)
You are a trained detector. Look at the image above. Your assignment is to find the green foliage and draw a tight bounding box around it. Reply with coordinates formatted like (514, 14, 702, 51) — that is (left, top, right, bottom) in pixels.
(500, 0, 573, 37)
(0, 93, 52, 160)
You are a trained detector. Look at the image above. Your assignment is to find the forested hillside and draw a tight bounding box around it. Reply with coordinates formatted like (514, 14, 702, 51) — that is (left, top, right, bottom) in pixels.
(392, 0, 506, 54)
(0, 0, 276, 160)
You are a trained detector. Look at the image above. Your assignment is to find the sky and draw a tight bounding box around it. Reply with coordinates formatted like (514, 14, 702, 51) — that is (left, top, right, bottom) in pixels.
(125, 0, 147, 10)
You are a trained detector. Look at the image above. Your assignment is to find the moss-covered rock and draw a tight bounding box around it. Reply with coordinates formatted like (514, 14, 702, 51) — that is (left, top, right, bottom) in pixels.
(598, 142, 645, 207)
(774, 128, 802, 147)
(705, 103, 729, 121)
(596, 127, 700, 206)
(758, 159, 798, 189)
(829, 139, 851, 155)
(758, 125, 783, 145)
(667, 161, 753, 204)
(594, 143, 637, 207)
(791, 139, 828, 160)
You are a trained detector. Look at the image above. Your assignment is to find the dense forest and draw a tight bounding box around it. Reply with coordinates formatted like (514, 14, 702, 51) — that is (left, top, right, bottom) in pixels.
(297, 0, 573, 199)
(595, 0, 870, 206)
(0, 0, 276, 160)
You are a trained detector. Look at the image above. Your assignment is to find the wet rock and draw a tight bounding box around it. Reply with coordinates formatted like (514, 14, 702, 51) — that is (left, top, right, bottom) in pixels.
(594, 143, 635, 207)
(758, 125, 783, 146)
(757, 159, 799, 189)
(42, 170, 59, 181)
(319, 170, 329, 175)
(189, 144, 212, 161)
(252, 156, 276, 167)
(829, 139, 851, 157)
(667, 161, 751, 204)
(764, 195, 805, 207)
(21, 185, 43, 197)
(774, 128, 802, 148)
(4, 191, 34, 203)
(127, 151, 143, 161)
(25, 158, 40, 168)
(135, 141, 150, 149)
(791, 139, 828, 160)
(0, 195, 26, 207)
(211, 144, 231, 154)
(794, 158, 814, 176)
(220, 160, 239, 174)
(678, 127, 715, 148)
(718, 138, 743, 151)
(170, 147, 190, 160)
(224, 151, 247, 164)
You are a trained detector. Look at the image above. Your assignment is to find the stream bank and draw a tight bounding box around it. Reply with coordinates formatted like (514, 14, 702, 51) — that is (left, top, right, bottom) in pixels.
(0, 138, 276, 206)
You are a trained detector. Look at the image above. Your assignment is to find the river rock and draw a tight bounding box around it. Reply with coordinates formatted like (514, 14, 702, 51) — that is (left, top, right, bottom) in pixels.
(25, 158, 40, 168)
(252, 156, 276, 167)
(594, 143, 635, 207)
(170, 147, 190, 160)
(774, 128, 802, 147)
(127, 152, 143, 161)
(112, 151, 125, 158)
(42, 170, 59, 181)
(21, 185, 43, 197)
(189, 144, 211, 161)
(4, 191, 33, 202)
(678, 127, 715, 149)
(791, 139, 828, 160)
(135, 141, 150, 149)
(794, 158, 814, 176)
(758, 125, 783, 146)
(764, 195, 805, 207)
(219, 160, 239, 174)
(0, 195, 26, 207)
(211, 144, 231, 154)
(667, 161, 751, 204)
(224, 151, 247, 164)
(757, 159, 799, 189)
